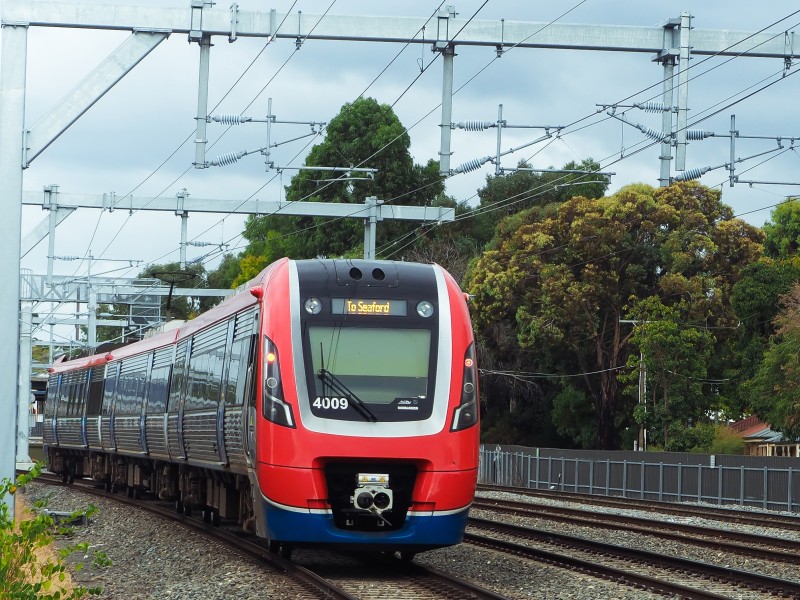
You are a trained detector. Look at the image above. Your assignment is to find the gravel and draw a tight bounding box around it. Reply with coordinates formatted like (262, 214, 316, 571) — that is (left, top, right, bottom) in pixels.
(16, 482, 798, 599)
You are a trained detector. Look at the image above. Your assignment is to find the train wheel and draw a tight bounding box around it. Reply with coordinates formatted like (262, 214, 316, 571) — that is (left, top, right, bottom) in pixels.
(202, 508, 212, 524)
(267, 539, 280, 554)
(175, 500, 183, 515)
(279, 544, 293, 561)
(183, 503, 193, 517)
(66, 471, 75, 485)
(211, 510, 221, 527)
(104, 480, 112, 492)
(61, 472, 68, 484)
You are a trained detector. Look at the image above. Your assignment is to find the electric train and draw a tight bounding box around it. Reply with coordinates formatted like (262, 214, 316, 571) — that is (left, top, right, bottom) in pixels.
(43, 258, 480, 558)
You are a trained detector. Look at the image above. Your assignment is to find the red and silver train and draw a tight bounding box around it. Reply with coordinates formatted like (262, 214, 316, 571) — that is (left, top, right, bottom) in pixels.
(43, 258, 480, 557)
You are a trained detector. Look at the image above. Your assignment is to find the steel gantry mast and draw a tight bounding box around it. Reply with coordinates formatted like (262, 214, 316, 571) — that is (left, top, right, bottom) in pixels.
(2, 0, 798, 516)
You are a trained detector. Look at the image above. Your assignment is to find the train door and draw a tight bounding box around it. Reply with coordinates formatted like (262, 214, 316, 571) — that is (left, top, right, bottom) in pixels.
(101, 362, 120, 451)
(86, 366, 106, 449)
(168, 339, 190, 461)
(44, 373, 61, 447)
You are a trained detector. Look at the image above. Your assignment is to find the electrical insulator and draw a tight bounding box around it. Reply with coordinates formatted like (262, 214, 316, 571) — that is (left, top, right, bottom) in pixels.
(634, 101, 666, 113)
(210, 151, 247, 167)
(674, 166, 711, 181)
(637, 125, 668, 142)
(211, 114, 252, 125)
(454, 157, 490, 174)
(455, 121, 494, 131)
(686, 130, 713, 141)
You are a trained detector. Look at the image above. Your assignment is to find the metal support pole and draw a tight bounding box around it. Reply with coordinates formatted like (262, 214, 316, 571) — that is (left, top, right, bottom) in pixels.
(658, 57, 675, 186)
(675, 13, 692, 171)
(0, 22, 28, 518)
(180, 213, 188, 269)
(17, 302, 33, 464)
(46, 185, 59, 286)
(438, 45, 455, 175)
(495, 104, 503, 176)
(363, 196, 379, 259)
(87, 254, 97, 348)
(194, 35, 211, 168)
(729, 114, 737, 187)
(264, 97, 273, 170)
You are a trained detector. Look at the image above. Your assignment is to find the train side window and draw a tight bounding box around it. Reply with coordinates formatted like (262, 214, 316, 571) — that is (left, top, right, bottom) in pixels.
(147, 366, 169, 413)
(102, 364, 119, 415)
(87, 370, 104, 416)
(225, 339, 243, 405)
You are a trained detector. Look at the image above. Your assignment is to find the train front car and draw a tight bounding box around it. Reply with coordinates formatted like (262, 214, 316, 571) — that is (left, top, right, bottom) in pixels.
(254, 258, 479, 555)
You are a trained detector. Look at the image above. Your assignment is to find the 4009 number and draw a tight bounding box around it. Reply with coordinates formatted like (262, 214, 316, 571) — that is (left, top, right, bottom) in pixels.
(313, 396, 350, 410)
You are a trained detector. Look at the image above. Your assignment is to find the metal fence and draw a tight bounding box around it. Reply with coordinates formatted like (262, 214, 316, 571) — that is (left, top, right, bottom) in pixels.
(479, 445, 800, 513)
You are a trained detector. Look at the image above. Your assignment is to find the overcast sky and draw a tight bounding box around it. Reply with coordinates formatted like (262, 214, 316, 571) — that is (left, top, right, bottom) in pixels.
(3, 0, 800, 342)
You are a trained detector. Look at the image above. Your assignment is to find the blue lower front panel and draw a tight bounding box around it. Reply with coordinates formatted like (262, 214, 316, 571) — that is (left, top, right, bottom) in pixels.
(262, 500, 469, 549)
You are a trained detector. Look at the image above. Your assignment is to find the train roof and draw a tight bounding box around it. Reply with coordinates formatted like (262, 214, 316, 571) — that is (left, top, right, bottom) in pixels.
(48, 259, 287, 374)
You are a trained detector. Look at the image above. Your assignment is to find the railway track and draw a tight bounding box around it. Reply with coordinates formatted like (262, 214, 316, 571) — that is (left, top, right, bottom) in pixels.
(473, 496, 800, 564)
(29, 473, 512, 600)
(467, 516, 800, 599)
(477, 483, 800, 532)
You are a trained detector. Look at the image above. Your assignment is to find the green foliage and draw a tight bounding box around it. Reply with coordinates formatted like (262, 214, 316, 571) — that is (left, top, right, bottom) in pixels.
(623, 297, 715, 449)
(745, 283, 800, 438)
(237, 97, 444, 265)
(0, 464, 110, 599)
(763, 199, 800, 258)
(465, 181, 763, 449)
(551, 385, 597, 449)
(709, 425, 746, 455)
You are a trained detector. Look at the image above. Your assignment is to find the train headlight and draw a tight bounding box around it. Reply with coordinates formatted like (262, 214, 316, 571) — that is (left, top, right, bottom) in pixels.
(262, 335, 295, 428)
(356, 492, 374, 509)
(304, 297, 322, 315)
(353, 473, 393, 514)
(451, 342, 479, 432)
(416, 300, 434, 318)
(373, 492, 391, 510)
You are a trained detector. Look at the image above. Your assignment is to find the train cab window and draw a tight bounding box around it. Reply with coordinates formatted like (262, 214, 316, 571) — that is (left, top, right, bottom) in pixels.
(306, 326, 434, 422)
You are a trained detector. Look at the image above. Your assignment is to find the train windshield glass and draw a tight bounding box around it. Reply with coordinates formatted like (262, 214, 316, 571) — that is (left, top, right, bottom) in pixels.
(307, 325, 433, 421)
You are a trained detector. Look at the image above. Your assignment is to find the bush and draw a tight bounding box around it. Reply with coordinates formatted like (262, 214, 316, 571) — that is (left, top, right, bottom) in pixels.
(0, 463, 109, 599)
(709, 425, 746, 455)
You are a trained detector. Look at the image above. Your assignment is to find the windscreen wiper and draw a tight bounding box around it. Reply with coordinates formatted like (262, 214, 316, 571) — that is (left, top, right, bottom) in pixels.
(316, 368, 378, 423)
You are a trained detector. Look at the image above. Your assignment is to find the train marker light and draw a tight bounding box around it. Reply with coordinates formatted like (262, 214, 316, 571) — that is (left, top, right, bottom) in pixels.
(416, 300, 434, 318)
(304, 297, 322, 314)
(266, 351, 276, 364)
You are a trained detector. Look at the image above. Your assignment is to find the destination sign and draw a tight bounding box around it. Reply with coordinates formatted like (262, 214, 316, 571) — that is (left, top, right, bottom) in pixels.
(331, 298, 407, 316)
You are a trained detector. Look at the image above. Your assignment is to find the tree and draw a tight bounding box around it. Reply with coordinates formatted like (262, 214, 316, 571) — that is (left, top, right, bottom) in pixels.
(138, 262, 206, 320)
(746, 283, 800, 438)
(464, 182, 762, 449)
(624, 297, 715, 450)
(237, 97, 444, 266)
(763, 198, 800, 258)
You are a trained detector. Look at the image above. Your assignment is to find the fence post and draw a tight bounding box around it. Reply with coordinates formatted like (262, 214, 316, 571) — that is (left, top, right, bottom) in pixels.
(640, 461, 645, 499)
(589, 460, 594, 495)
(740, 466, 745, 506)
(659, 462, 664, 501)
(575, 459, 579, 493)
(678, 464, 683, 501)
(548, 456, 553, 490)
(561, 457, 566, 491)
(623, 460, 628, 498)
(605, 460, 610, 495)
(763, 466, 768, 510)
(717, 465, 723, 506)
(697, 466, 702, 503)
(789, 467, 794, 512)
